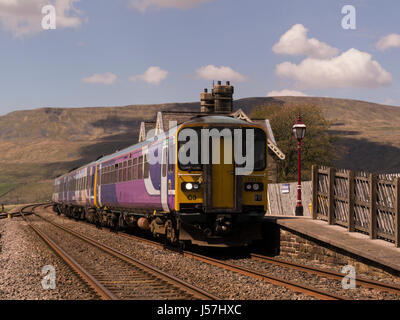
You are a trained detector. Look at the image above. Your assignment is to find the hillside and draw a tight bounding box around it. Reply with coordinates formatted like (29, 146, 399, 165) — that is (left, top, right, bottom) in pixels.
(0, 97, 399, 204)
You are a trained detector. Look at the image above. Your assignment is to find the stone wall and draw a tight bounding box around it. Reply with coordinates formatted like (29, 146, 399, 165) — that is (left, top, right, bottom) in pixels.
(261, 222, 400, 278)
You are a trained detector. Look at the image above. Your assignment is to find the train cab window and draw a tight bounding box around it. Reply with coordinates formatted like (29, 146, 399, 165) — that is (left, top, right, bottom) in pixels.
(178, 127, 202, 171)
(237, 128, 267, 171)
(123, 161, 128, 182)
(132, 158, 137, 180)
(128, 160, 132, 181)
(144, 155, 150, 179)
(138, 156, 143, 179)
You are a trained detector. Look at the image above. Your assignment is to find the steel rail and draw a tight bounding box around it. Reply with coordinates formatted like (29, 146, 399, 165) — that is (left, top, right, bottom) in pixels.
(33, 208, 219, 300)
(182, 251, 345, 300)
(250, 253, 400, 295)
(115, 232, 343, 299)
(41, 204, 351, 299)
(20, 204, 117, 300)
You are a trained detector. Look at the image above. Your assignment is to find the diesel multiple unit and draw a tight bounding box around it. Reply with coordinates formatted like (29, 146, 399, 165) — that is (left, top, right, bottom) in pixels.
(52, 83, 269, 247)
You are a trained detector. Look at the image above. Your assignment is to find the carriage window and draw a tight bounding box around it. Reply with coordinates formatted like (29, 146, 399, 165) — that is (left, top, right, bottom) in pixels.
(113, 165, 117, 183)
(128, 160, 132, 181)
(138, 156, 143, 179)
(103, 167, 107, 185)
(132, 158, 137, 180)
(123, 161, 128, 182)
(144, 154, 150, 179)
(118, 163, 123, 182)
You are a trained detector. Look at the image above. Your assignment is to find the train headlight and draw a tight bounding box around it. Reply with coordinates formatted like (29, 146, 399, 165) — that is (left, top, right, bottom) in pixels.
(246, 184, 252, 191)
(253, 183, 260, 191)
(181, 182, 200, 191)
(185, 183, 193, 190)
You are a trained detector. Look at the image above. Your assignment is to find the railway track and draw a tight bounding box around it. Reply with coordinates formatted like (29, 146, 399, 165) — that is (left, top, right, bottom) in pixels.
(20, 205, 219, 300)
(36, 204, 400, 300)
(114, 229, 346, 300)
(249, 253, 400, 296)
(115, 224, 400, 299)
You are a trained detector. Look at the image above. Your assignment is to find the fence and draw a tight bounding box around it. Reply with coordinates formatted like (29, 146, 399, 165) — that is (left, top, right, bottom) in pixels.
(312, 165, 400, 247)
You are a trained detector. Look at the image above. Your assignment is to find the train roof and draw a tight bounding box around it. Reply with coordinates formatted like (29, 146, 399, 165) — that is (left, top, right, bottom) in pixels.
(184, 115, 250, 125)
(55, 115, 259, 180)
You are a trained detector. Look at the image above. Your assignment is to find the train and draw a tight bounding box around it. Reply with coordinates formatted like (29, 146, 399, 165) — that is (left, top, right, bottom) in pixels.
(52, 83, 269, 247)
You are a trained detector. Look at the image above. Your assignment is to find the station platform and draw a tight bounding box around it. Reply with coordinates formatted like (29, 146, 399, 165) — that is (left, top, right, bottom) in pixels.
(263, 216, 400, 274)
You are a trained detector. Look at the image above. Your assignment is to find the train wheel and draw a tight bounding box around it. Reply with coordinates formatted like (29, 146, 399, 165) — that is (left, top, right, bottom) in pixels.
(165, 220, 178, 244)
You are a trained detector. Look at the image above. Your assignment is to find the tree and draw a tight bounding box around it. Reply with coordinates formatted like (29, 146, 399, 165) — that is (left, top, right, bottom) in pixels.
(252, 104, 339, 182)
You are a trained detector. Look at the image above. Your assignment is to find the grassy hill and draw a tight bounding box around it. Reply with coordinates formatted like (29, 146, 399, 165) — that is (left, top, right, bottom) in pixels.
(0, 97, 399, 204)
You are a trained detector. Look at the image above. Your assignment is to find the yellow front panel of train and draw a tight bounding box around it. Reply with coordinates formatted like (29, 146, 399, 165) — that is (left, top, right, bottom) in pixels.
(212, 137, 234, 208)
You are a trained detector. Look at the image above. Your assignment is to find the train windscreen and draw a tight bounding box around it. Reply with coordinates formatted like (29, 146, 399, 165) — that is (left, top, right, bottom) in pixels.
(178, 127, 266, 172)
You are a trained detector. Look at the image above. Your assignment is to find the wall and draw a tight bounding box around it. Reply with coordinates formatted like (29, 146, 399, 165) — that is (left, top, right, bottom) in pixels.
(267, 181, 312, 216)
(261, 222, 400, 278)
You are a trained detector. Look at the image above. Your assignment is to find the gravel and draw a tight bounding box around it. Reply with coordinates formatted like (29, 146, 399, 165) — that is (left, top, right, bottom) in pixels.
(0, 217, 96, 300)
(37, 207, 314, 300)
(26, 214, 196, 300)
(225, 258, 400, 300)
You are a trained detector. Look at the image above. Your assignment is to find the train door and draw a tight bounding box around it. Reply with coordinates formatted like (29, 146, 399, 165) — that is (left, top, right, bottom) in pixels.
(211, 134, 235, 209)
(161, 141, 169, 212)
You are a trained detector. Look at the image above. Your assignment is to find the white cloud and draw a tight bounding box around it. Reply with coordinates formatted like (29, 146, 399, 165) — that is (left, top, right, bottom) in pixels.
(129, 0, 214, 12)
(272, 24, 339, 59)
(196, 65, 247, 82)
(81, 73, 117, 85)
(0, 0, 82, 36)
(376, 34, 400, 51)
(267, 90, 309, 97)
(130, 66, 168, 84)
(276, 48, 392, 89)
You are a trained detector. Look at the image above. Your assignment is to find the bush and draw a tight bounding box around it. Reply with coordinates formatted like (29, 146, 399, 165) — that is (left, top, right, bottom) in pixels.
(252, 104, 339, 182)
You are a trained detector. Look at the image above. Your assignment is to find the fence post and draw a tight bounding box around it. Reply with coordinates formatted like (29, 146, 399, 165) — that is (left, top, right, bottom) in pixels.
(311, 165, 318, 220)
(328, 167, 335, 225)
(395, 178, 400, 248)
(347, 170, 355, 232)
(369, 173, 377, 239)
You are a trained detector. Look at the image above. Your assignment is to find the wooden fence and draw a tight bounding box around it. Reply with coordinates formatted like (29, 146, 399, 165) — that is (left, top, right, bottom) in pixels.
(312, 165, 400, 247)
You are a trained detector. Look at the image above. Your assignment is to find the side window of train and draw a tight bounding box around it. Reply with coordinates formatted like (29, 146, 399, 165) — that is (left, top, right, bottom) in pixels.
(132, 158, 137, 180)
(144, 154, 150, 179)
(128, 160, 132, 181)
(103, 167, 107, 185)
(123, 161, 128, 182)
(118, 163, 122, 182)
(138, 156, 143, 179)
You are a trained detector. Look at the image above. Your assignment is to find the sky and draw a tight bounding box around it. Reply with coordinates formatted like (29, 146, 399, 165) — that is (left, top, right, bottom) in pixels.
(0, 0, 399, 115)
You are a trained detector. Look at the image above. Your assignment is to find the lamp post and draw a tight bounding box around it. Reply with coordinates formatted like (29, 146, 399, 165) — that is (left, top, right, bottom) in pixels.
(292, 114, 306, 216)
